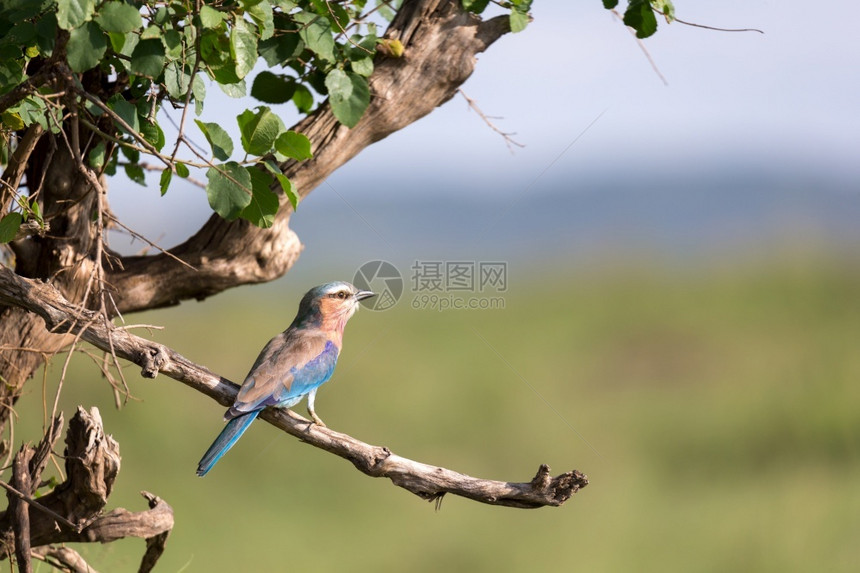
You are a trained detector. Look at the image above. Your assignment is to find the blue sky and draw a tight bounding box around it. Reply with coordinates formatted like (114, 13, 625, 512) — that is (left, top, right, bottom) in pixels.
(109, 1, 860, 269)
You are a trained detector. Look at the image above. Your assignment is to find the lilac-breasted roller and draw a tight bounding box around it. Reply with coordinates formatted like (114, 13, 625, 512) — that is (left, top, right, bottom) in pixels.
(196, 281, 375, 476)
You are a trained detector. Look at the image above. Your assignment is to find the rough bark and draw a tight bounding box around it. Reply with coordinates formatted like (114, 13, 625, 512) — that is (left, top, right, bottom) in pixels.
(107, 0, 511, 314)
(0, 139, 100, 432)
(0, 2, 579, 571)
(31, 546, 101, 573)
(9, 448, 33, 573)
(0, 267, 589, 509)
(0, 0, 512, 435)
(0, 408, 174, 570)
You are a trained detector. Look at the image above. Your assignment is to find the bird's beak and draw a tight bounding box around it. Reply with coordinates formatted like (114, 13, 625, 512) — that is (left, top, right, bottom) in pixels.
(354, 290, 376, 301)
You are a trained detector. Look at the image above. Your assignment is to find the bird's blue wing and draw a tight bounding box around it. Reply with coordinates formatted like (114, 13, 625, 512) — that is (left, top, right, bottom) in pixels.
(227, 331, 338, 419)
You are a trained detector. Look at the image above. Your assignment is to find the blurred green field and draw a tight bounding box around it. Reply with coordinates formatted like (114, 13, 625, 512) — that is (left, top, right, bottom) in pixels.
(10, 256, 860, 572)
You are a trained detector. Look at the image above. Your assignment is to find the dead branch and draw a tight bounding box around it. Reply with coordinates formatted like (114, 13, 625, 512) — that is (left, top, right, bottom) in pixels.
(0, 407, 174, 571)
(0, 266, 588, 509)
(10, 448, 33, 573)
(458, 89, 524, 151)
(32, 545, 100, 573)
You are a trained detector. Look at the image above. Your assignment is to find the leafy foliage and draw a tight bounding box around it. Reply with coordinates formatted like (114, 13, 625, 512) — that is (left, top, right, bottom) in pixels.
(603, 0, 676, 38)
(0, 0, 588, 239)
(1, 0, 429, 234)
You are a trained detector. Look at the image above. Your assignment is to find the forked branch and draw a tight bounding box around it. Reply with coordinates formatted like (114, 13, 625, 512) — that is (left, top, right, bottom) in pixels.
(0, 408, 173, 572)
(0, 266, 588, 509)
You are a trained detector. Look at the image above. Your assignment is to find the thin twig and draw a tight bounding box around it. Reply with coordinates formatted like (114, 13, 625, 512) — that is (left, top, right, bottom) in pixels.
(0, 124, 45, 217)
(73, 87, 174, 168)
(457, 89, 524, 152)
(654, 7, 764, 34)
(137, 162, 206, 189)
(611, 9, 668, 86)
(0, 479, 81, 533)
(169, 2, 204, 164)
(326, 1, 375, 54)
(104, 213, 197, 271)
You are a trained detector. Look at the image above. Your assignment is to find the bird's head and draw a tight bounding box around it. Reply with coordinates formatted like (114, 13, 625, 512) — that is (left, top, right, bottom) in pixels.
(293, 281, 375, 333)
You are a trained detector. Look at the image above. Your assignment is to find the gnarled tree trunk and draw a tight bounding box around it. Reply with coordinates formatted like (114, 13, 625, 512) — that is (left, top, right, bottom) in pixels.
(0, 0, 511, 433)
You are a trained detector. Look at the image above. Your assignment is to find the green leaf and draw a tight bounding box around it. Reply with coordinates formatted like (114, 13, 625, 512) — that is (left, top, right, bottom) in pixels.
(159, 168, 172, 195)
(237, 107, 282, 156)
(350, 57, 373, 77)
(140, 121, 165, 150)
(125, 163, 146, 186)
(199, 5, 226, 29)
(108, 31, 126, 52)
(194, 119, 234, 160)
(624, 0, 658, 38)
(602, 0, 619, 8)
(275, 131, 312, 161)
(292, 84, 314, 113)
(57, 0, 96, 30)
(0, 55, 25, 92)
(67, 21, 106, 72)
(153, 5, 169, 25)
(510, 9, 529, 33)
(163, 29, 182, 59)
(164, 61, 191, 98)
(130, 39, 165, 77)
(217, 78, 247, 98)
(3, 21, 35, 46)
(95, 1, 142, 34)
(16, 97, 48, 130)
(263, 160, 298, 210)
(120, 143, 139, 164)
(206, 162, 252, 219)
(29, 199, 43, 227)
(239, 165, 279, 227)
(0, 212, 23, 243)
(193, 75, 206, 115)
(250, 71, 295, 104)
(325, 69, 369, 128)
(107, 95, 139, 134)
(247, 0, 274, 40)
(258, 20, 301, 66)
(1, 111, 24, 131)
(175, 162, 190, 178)
(88, 141, 106, 170)
(140, 25, 161, 40)
(117, 30, 139, 60)
(294, 11, 335, 62)
(462, 0, 491, 13)
(35, 13, 58, 56)
(230, 18, 258, 80)
(652, 0, 675, 22)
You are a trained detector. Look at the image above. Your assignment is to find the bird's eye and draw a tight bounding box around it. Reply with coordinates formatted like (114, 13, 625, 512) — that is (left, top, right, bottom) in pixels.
(337, 291, 348, 299)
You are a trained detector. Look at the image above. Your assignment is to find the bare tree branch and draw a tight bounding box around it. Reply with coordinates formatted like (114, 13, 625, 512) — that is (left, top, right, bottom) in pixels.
(107, 0, 513, 314)
(31, 545, 101, 573)
(10, 448, 33, 573)
(0, 407, 174, 568)
(457, 89, 524, 151)
(1, 124, 44, 217)
(0, 266, 588, 509)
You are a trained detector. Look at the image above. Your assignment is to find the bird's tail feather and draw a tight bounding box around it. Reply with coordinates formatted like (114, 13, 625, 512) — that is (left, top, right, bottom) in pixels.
(196, 411, 260, 477)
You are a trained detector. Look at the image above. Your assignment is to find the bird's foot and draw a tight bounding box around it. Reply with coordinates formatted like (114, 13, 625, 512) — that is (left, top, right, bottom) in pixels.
(310, 412, 327, 428)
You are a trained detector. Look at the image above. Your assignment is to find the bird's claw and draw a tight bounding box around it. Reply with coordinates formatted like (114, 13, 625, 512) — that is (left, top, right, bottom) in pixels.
(310, 413, 327, 428)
